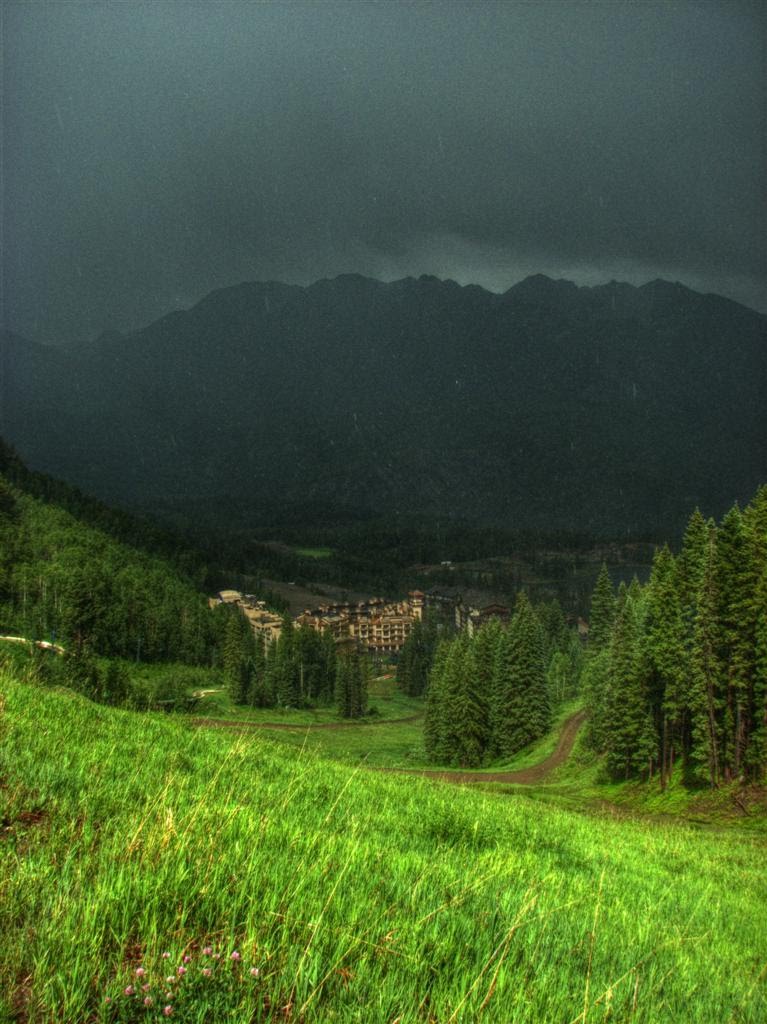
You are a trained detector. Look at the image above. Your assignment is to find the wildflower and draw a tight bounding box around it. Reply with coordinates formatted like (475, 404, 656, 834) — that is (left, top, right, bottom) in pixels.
(142, 983, 151, 992)
(124, 985, 135, 996)
(183, 954, 192, 963)
(202, 967, 212, 977)
(162, 951, 170, 960)
(135, 967, 146, 978)
(249, 967, 260, 977)
(104, 997, 112, 1004)
(202, 946, 213, 956)
(165, 976, 176, 984)
(177, 965, 187, 976)
(212, 953, 221, 960)
(163, 1006, 173, 1017)
(144, 996, 153, 1007)
(230, 950, 242, 961)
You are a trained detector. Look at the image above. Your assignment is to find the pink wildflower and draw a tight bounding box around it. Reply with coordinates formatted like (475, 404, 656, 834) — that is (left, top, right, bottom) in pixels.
(124, 985, 135, 996)
(230, 950, 242, 961)
(183, 954, 192, 963)
(249, 966, 260, 977)
(163, 1006, 173, 1017)
(202, 968, 212, 977)
(212, 952, 221, 960)
(202, 946, 213, 955)
(177, 965, 187, 976)
(142, 983, 151, 992)
(161, 951, 170, 960)
(135, 967, 146, 977)
(143, 996, 153, 1007)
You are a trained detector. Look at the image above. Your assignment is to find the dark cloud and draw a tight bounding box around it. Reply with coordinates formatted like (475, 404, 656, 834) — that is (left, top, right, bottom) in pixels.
(3, 0, 765, 343)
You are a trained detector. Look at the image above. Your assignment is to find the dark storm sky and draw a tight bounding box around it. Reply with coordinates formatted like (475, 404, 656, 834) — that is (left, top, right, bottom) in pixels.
(3, 0, 765, 343)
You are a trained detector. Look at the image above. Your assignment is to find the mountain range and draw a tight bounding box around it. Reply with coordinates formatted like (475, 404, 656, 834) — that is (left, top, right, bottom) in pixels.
(2, 273, 765, 537)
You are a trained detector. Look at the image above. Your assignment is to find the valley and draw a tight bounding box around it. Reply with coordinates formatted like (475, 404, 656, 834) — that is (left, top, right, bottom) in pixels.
(1, 447, 765, 1022)
(5, 5, 765, 1021)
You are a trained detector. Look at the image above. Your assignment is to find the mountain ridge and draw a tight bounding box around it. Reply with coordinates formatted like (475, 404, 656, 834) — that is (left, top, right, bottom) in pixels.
(3, 272, 765, 537)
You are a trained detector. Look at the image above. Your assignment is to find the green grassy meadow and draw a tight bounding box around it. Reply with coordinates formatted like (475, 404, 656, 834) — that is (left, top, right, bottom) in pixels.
(190, 674, 422, 730)
(2, 670, 766, 1023)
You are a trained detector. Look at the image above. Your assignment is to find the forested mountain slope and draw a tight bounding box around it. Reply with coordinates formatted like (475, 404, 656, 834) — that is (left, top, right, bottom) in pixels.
(0, 444, 220, 665)
(3, 273, 765, 535)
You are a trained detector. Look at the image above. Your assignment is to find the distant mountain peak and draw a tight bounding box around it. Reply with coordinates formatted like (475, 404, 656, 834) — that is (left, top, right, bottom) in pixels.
(503, 273, 581, 308)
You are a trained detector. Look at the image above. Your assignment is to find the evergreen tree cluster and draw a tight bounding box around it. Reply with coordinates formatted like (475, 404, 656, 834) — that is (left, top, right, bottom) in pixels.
(334, 648, 369, 719)
(221, 612, 367, 717)
(583, 486, 767, 785)
(423, 594, 581, 767)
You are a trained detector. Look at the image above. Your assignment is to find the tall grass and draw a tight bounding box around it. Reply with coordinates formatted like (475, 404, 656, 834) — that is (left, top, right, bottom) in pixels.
(1, 671, 765, 1022)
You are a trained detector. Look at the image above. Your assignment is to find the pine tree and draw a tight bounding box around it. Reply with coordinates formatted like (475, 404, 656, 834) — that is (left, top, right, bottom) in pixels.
(350, 651, 368, 719)
(492, 593, 549, 758)
(471, 618, 502, 755)
(222, 611, 251, 705)
(645, 546, 689, 784)
(335, 653, 352, 719)
(446, 632, 488, 767)
(588, 564, 615, 651)
(741, 486, 767, 777)
(716, 505, 750, 777)
(335, 649, 366, 718)
(747, 562, 767, 779)
(689, 522, 724, 787)
(603, 594, 657, 780)
(424, 638, 451, 763)
(582, 647, 611, 752)
(397, 614, 439, 697)
(319, 629, 339, 704)
(677, 507, 709, 612)
(247, 635, 269, 707)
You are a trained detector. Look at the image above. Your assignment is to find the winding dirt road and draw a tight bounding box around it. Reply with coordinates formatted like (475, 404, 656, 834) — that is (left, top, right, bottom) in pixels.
(402, 709, 587, 785)
(191, 707, 587, 787)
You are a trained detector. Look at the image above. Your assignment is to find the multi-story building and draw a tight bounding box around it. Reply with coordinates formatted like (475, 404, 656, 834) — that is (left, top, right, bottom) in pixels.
(295, 592, 426, 653)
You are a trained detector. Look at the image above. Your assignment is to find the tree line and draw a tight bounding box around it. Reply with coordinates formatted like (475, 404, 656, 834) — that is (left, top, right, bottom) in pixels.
(583, 486, 767, 785)
(422, 596, 582, 767)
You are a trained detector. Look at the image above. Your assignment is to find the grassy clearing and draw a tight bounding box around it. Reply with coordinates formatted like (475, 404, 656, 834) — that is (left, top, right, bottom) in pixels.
(292, 546, 334, 559)
(189, 675, 422, 726)
(256, 716, 428, 767)
(251, 697, 581, 772)
(2, 672, 766, 1023)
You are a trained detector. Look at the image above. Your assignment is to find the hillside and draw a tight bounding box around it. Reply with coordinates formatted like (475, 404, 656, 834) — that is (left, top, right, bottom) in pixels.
(1, 672, 765, 1023)
(3, 274, 765, 537)
(0, 444, 220, 666)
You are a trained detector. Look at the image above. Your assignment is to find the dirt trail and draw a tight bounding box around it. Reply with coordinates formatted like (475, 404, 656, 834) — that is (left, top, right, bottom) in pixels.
(404, 709, 587, 785)
(191, 713, 424, 732)
(191, 708, 586, 786)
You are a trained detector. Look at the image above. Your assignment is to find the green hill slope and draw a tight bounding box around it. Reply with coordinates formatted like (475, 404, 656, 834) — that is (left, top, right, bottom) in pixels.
(0, 447, 219, 667)
(1, 673, 764, 1023)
